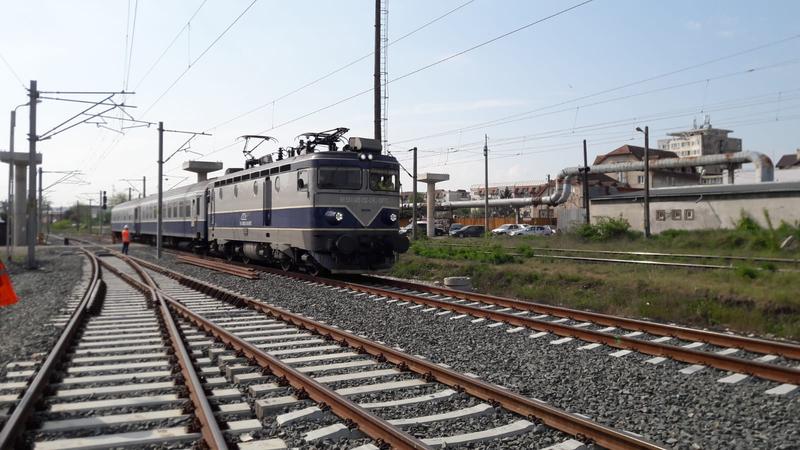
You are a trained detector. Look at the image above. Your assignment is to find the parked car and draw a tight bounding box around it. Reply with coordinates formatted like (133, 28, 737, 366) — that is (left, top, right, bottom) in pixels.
(448, 223, 465, 235)
(399, 221, 446, 236)
(509, 225, 555, 236)
(451, 225, 485, 237)
(490, 223, 525, 236)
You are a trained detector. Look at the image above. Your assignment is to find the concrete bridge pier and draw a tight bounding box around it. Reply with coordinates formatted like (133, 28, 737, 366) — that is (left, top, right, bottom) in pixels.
(1, 151, 43, 246)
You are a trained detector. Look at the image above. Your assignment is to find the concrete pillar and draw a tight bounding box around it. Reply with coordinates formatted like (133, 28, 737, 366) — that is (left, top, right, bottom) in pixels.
(426, 182, 435, 237)
(1, 152, 42, 246)
(418, 173, 449, 238)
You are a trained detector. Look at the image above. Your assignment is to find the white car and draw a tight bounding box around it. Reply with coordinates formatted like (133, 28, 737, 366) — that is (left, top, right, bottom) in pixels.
(491, 223, 524, 235)
(509, 225, 554, 236)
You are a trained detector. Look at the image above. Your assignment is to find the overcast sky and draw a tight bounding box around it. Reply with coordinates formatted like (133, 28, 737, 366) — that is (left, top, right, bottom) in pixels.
(1, 0, 799, 206)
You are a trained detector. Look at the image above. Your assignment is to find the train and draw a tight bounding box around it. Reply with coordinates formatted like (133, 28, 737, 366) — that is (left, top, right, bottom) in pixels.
(111, 128, 409, 274)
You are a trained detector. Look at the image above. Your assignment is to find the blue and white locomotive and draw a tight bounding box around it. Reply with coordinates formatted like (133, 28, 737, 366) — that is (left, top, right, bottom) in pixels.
(111, 128, 410, 273)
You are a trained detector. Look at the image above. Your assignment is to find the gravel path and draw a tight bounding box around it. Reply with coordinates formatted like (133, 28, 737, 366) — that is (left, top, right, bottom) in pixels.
(0, 248, 85, 372)
(132, 248, 800, 449)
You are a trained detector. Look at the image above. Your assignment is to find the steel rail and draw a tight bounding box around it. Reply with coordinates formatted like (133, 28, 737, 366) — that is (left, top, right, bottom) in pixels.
(176, 254, 259, 279)
(130, 255, 666, 450)
(114, 256, 430, 450)
(525, 246, 800, 265)
(421, 243, 800, 271)
(97, 257, 229, 450)
(184, 260, 800, 384)
(0, 249, 102, 450)
(358, 275, 800, 360)
(170, 251, 800, 360)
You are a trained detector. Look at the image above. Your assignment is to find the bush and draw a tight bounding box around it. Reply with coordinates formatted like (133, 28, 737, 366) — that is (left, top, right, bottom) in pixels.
(734, 264, 759, 279)
(574, 217, 637, 241)
(51, 219, 76, 231)
(412, 242, 515, 264)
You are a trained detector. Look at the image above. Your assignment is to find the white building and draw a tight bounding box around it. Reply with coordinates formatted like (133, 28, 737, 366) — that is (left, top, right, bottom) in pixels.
(657, 117, 742, 184)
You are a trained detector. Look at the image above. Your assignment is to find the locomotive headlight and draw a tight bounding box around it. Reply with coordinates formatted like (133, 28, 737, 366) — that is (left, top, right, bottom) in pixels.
(367, 153, 374, 160)
(325, 210, 344, 224)
(359, 153, 367, 161)
(389, 212, 398, 222)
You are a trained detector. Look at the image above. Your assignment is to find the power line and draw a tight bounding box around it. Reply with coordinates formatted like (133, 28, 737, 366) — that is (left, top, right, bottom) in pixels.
(395, 89, 800, 166)
(124, 0, 140, 91)
(133, 0, 208, 91)
(141, 0, 258, 117)
(207, 0, 476, 131)
(241, 0, 594, 138)
(0, 51, 25, 88)
(391, 32, 800, 146)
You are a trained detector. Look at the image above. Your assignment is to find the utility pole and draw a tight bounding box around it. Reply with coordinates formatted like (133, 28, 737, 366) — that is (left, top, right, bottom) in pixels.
(38, 167, 42, 237)
(26, 80, 38, 269)
(128, 187, 132, 201)
(157, 122, 164, 258)
(156, 124, 210, 259)
(373, 0, 382, 144)
(483, 135, 489, 235)
(87, 199, 93, 234)
(582, 140, 590, 225)
(410, 147, 418, 240)
(636, 126, 651, 237)
(143, 175, 146, 197)
(7, 108, 15, 260)
(546, 173, 551, 221)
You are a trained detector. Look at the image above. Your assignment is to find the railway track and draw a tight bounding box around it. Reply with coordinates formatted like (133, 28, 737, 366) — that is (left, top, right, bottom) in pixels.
(126, 252, 665, 449)
(32, 240, 667, 449)
(424, 242, 800, 271)
(166, 253, 800, 390)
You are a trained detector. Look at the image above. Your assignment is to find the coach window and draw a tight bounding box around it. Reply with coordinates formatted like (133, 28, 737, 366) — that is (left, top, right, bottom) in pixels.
(297, 170, 309, 191)
(253, 181, 259, 196)
(219, 187, 223, 199)
(234, 185, 239, 197)
(369, 169, 398, 192)
(317, 167, 361, 190)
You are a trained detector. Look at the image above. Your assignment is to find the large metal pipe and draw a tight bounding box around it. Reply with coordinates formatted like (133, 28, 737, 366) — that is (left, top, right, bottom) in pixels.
(403, 151, 774, 210)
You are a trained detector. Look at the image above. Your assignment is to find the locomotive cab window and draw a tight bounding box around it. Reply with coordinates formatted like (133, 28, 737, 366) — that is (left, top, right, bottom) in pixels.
(369, 169, 398, 192)
(317, 167, 361, 190)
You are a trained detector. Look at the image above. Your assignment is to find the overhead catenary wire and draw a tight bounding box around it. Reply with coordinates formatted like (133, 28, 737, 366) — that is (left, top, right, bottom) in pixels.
(207, 0, 477, 131)
(123, 0, 139, 91)
(133, 0, 208, 91)
(393, 86, 800, 163)
(390, 32, 800, 146)
(141, 0, 259, 117)
(393, 90, 800, 168)
(0, 51, 25, 88)
(197, 0, 595, 160)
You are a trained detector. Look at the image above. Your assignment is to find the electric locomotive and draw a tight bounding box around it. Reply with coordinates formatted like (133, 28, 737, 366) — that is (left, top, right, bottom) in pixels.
(111, 128, 410, 274)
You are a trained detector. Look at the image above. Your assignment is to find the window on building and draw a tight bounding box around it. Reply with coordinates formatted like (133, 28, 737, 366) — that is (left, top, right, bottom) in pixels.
(655, 210, 666, 221)
(637, 175, 644, 184)
(684, 209, 694, 220)
(671, 209, 682, 220)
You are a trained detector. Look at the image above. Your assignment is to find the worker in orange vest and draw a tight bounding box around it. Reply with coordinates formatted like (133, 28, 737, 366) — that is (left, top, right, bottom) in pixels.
(121, 225, 131, 255)
(0, 259, 19, 307)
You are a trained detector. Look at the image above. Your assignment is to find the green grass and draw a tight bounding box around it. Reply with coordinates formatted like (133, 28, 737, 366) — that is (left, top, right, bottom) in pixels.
(394, 221, 800, 340)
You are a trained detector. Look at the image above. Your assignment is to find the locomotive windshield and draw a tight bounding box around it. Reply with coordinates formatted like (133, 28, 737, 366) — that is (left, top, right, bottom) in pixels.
(318, 167, 362, 190)
(369, 169, 398, 192)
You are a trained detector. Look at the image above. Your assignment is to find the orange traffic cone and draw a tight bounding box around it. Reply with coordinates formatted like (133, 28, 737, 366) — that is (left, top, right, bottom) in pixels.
(0, 259, 19, 307)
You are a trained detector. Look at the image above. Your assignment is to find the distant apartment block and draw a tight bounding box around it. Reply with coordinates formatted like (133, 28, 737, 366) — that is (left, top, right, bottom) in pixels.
(656, 117, 742, 184)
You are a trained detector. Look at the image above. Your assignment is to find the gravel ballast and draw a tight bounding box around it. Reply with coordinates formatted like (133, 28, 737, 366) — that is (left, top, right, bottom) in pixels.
(0, 248, 85, 371)
(132, 248, 800, 449)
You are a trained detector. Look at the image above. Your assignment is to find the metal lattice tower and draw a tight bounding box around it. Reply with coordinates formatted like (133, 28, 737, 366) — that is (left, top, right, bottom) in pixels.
(380, 0, 389, 151)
